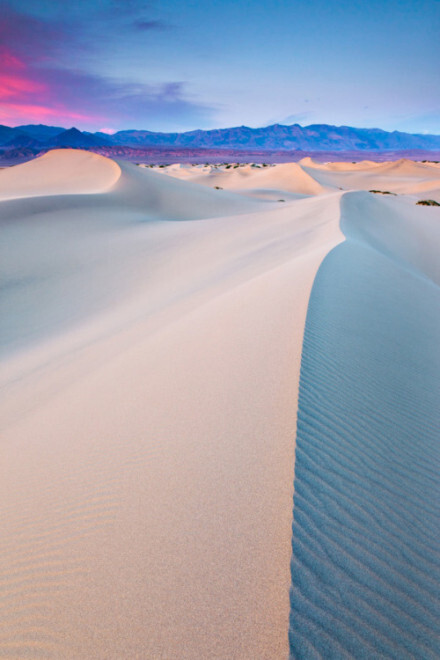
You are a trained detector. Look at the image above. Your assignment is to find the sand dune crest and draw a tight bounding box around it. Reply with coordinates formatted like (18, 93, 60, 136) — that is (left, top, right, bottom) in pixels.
(0, 149, 121, 200)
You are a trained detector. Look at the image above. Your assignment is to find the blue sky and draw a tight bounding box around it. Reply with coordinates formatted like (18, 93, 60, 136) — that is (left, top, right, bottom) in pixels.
(1, 0, 439, 133)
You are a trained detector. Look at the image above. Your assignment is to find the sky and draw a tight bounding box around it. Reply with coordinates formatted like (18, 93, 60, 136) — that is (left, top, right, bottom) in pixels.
(0, 0, 439, 134)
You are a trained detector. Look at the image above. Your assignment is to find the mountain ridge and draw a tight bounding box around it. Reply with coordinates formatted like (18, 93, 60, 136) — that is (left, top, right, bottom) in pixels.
(1, 122, 439, 152)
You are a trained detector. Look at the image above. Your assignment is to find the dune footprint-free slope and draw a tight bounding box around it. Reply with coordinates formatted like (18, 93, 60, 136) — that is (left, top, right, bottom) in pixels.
(289, 192, 440, 659)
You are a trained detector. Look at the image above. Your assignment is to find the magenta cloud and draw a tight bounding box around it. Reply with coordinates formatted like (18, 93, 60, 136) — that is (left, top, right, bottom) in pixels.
(0, 3, 212, 130)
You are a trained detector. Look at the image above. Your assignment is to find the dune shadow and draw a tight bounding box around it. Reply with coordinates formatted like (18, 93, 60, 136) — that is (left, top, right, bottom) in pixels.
(289, 194, 440, 658)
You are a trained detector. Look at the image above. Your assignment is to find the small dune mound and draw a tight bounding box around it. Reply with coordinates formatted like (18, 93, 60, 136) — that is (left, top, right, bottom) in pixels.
(252, 162, 325, 195)
(0, 149, 121, 200)
(373, 158, 438, 177)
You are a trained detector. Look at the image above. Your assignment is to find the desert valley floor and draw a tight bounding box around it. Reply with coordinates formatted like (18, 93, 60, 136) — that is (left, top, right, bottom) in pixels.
(0, 151, 439, 658)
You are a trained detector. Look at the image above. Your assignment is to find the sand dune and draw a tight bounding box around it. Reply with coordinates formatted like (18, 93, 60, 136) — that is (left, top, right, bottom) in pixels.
(158, 157, 440, 201)
(290, 191, 440, 658)
(318, 159, 380, 171)
(298, 157, 321, 168)
(0, 150, 121, 200)
(300, 156, 440, 198)
(160, 162, 327, 199)
(113, 159, 267, 218)
(1, 149, 439, 658)
(0, 149, 343, 658)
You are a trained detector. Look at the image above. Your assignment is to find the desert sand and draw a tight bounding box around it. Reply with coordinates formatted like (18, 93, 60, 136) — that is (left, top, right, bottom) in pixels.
(1, 151, 439, 658)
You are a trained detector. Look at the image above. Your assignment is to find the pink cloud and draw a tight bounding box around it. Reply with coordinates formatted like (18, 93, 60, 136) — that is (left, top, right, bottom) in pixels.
(0, 103, 99, 123)
(0, 49, 26, 70)
(0, 74, 46, 98)
(0, 3, 213, 130)
(0, 36, 106, 126)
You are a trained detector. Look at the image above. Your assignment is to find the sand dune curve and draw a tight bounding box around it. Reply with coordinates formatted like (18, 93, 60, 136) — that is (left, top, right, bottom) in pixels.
(0, 149, 122, 200)
(161, 162, 327, 198)
(289, 191, 440, 658)
(0, 149, 344, 659)
(300, 157, 440, 197)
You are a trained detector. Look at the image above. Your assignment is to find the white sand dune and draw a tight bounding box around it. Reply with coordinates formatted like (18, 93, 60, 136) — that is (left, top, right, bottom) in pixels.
(0, 149, 121, 200)
(160, 162, 327, 199)
(158, 157, 440, 201)
(1, 149, 439, 658)
(113, 159, 266, 218)
(300, 157, 440, 198)
(290, 191, 440, 658)
(319, 159, 380, 170)
(0, 149, 343, 658)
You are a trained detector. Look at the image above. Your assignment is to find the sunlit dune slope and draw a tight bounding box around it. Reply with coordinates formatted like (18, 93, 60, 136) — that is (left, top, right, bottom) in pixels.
(0, 149, 122, 200)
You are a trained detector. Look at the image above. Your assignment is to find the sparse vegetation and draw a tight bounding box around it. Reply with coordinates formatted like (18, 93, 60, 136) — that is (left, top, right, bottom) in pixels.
(416, 199, 440, 206)
(369, 190, 396, 195)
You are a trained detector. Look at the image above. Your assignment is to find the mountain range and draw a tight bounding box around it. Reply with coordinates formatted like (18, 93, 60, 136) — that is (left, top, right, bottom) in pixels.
(1, 123, 440, 153)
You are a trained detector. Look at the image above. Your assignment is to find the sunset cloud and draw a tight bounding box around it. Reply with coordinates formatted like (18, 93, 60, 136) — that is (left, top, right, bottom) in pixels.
(0, 2, 213, 130)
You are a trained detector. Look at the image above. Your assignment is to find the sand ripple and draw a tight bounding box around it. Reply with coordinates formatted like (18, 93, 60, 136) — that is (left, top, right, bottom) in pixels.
(289, 195, 440, 658)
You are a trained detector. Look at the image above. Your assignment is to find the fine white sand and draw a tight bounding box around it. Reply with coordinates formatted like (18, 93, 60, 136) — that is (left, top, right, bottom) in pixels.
(161, 162, 328, 199)
(0, 150, 121, 200)
(157, 157, 440, 202)
(290, 191, 440, 658)
(299, 157, 440, 200)
(1, 150, 439, 658)
(0, 150, 343, 658)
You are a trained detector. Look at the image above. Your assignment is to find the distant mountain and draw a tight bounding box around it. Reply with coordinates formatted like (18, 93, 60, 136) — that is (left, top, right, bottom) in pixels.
(16, 124, 64, 140)
(4, 133, 44, 149)
(1, 122, 440, 156)
(51, 127, 110, 148)
(108, 124, 440, 152)
(110, 130, 179, 147)
(0, 125, 23, 146)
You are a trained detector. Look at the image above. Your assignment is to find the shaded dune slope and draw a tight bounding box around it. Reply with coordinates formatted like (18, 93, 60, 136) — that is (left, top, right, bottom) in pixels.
(289, 192, 440, 658)
(0, 151, 264, 357)
(112, 159, 266, 218)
